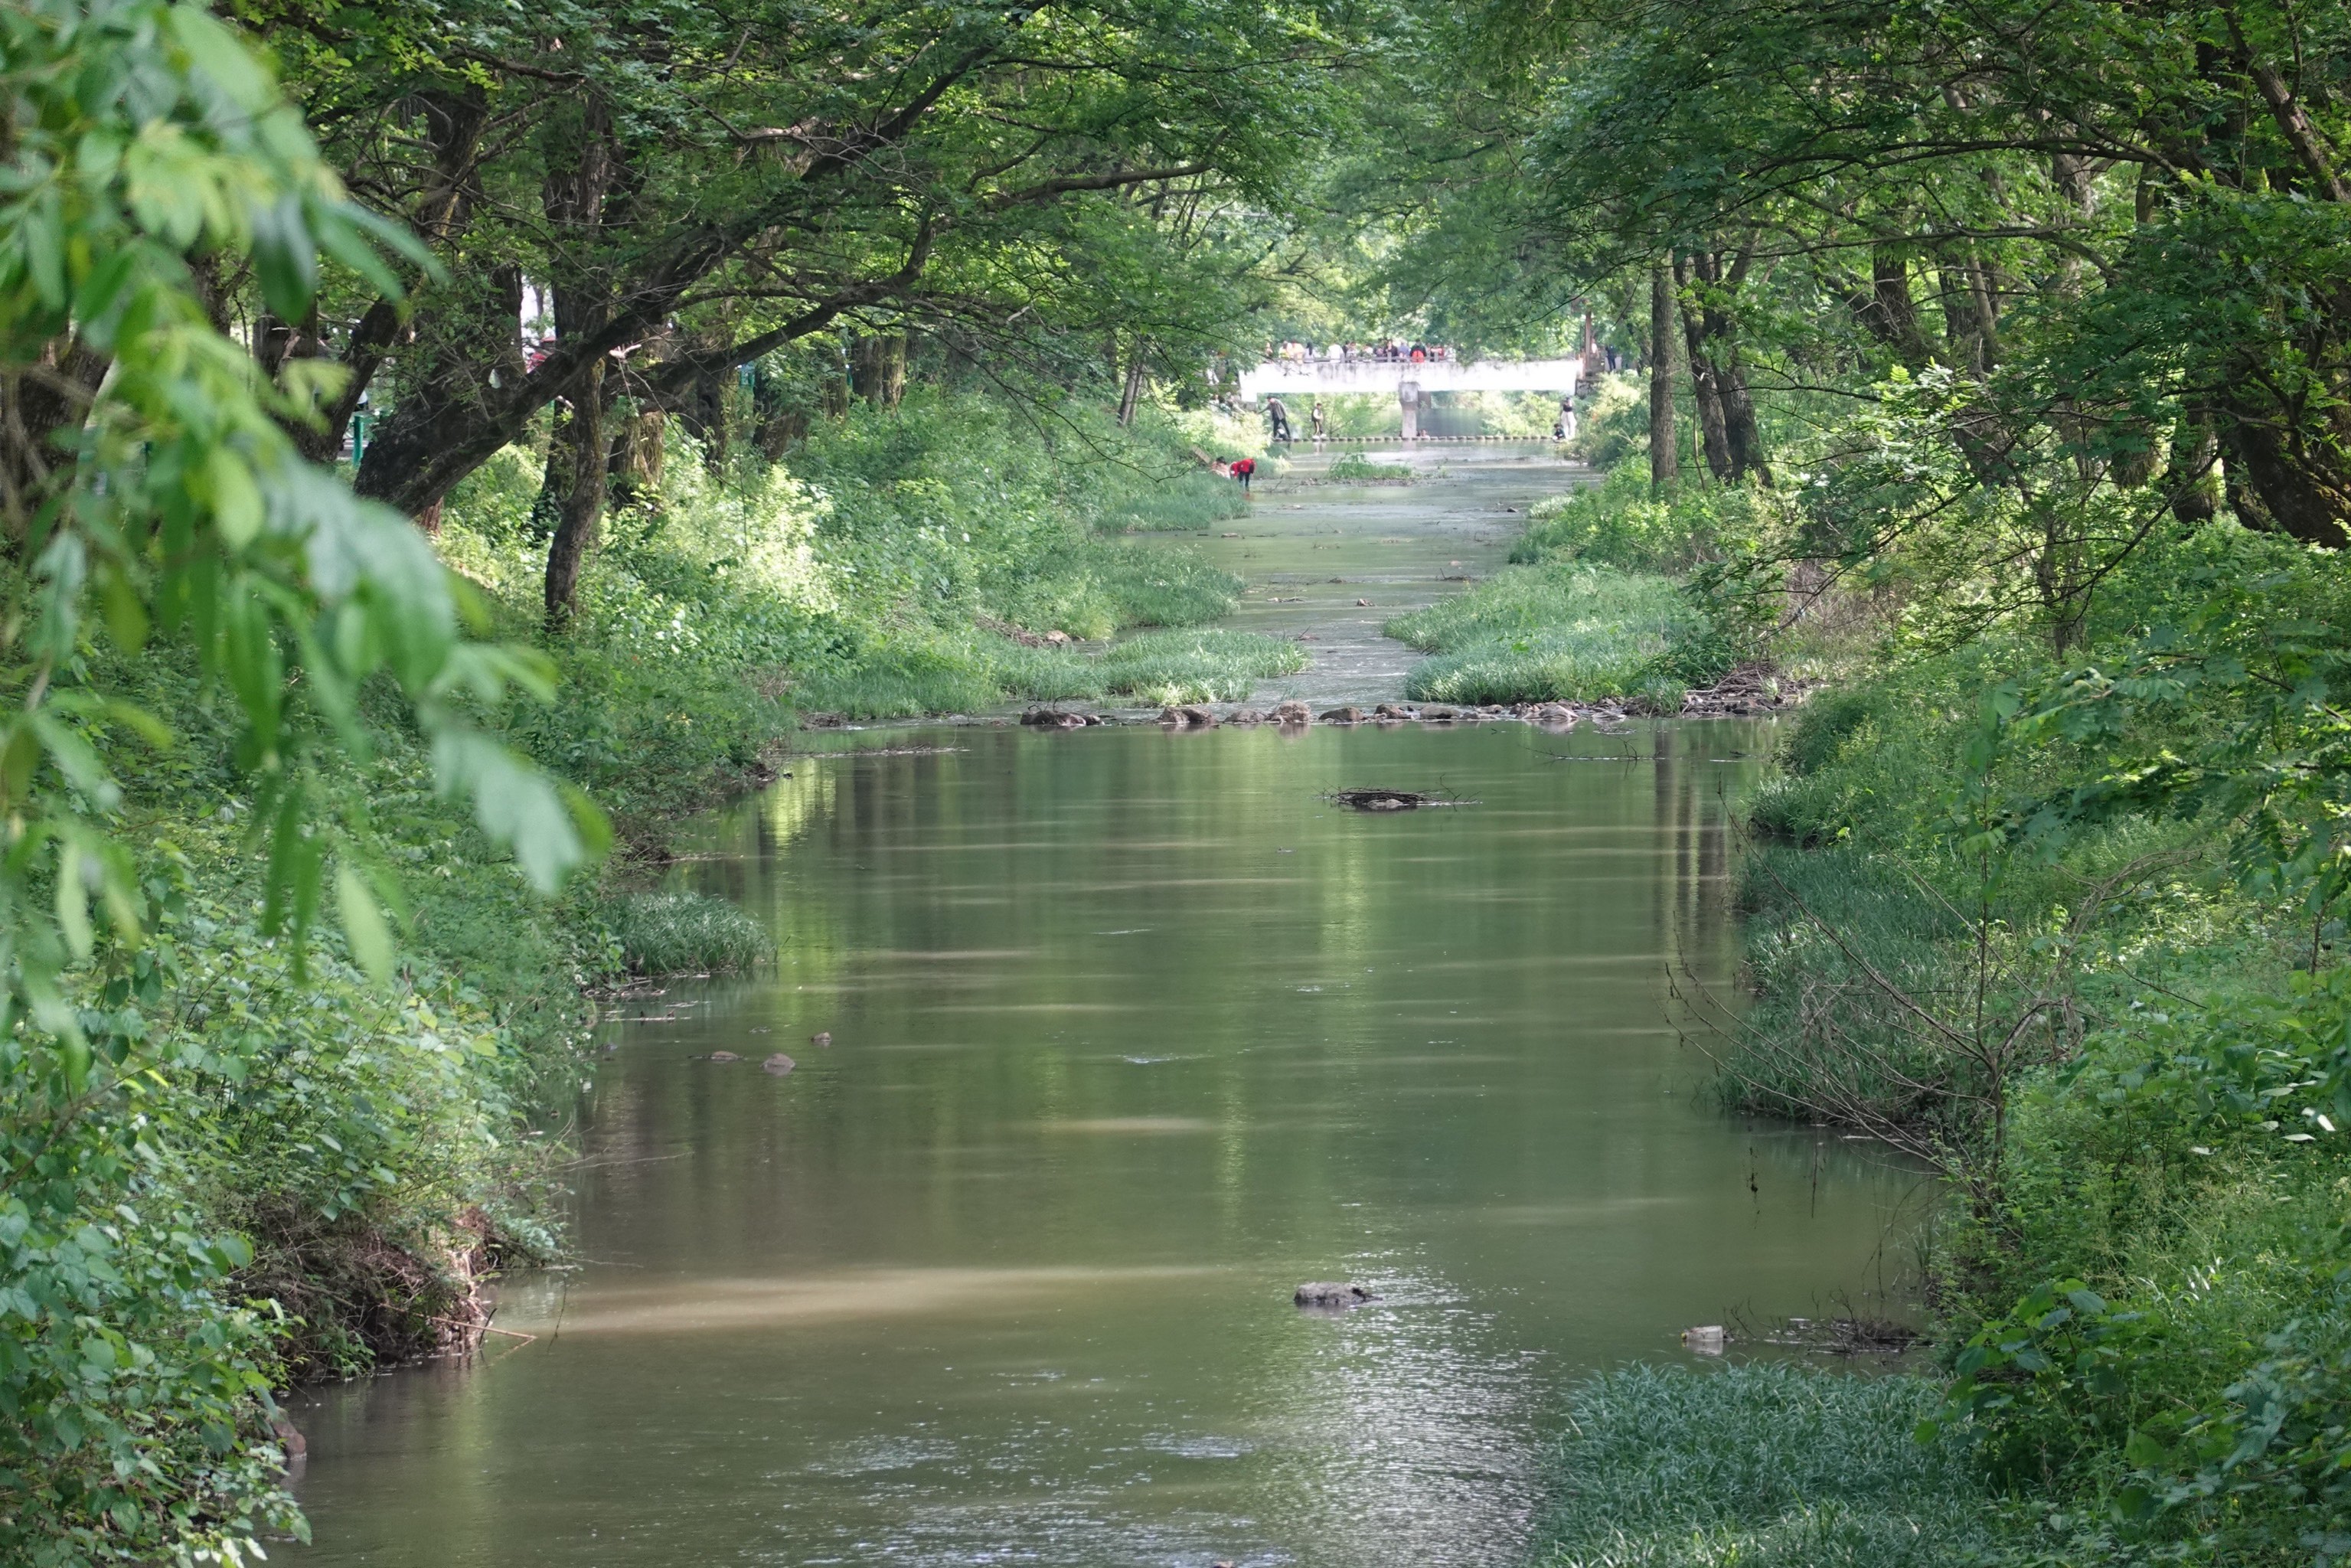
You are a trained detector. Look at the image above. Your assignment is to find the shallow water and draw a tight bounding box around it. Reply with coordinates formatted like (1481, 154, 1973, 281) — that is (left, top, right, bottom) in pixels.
(289, 446, 1918, 1568)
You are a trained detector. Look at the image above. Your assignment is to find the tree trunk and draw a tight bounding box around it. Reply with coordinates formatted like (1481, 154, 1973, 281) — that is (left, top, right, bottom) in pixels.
(1117, 338, 1150, 427)
(1718, 359, 1770, 486)
(1647, 266, 1678, 492)
(851, 333, 906, 407)
(544, 358, 608, 626)
(2217, 403, 2351, 546)
(1675, 256, 1735, 483)
(0, 336, 106, 541)
(2163, 413, 2221, 525)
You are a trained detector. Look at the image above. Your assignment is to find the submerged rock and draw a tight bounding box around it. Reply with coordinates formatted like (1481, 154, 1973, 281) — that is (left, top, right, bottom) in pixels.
(704, 1051, 741, 1063)
(763, 1054, 796, 1075)
(1682, 1325, 1727, 1354)
(811, 1031, 832, 1047)
(1295, 1282, 1378, 1307)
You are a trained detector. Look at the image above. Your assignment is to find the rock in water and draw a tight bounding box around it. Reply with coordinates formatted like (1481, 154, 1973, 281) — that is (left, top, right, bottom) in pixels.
(705, 1051, 741, 1063)
(811, 1031, 832, 1047)
(1318, 706, 1364, 724)
(1294, 1282, 1377, 1307)
(1682, 1325, 1726, 1354)
(763, 1054, 796, 1075)
(1272, 700, 1313, 725)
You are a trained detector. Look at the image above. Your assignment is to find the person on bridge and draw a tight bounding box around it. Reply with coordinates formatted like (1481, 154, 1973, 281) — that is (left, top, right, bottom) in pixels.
(1265, 396, 1293, 443)
(1229, 456, 1256, 491)
(1311, 401, 1327, 439)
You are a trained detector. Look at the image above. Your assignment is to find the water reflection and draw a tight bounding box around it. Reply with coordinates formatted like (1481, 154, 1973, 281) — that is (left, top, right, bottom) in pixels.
(291, 722, 1920, 1568)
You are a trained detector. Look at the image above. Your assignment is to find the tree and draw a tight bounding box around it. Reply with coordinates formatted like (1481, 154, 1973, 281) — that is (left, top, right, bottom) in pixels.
(237, 0, 1364, 616)
(0, 5, 598, 1557)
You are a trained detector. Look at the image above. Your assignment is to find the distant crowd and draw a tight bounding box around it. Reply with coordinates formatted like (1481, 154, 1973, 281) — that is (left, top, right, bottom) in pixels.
(1266, 341, 1455, 364)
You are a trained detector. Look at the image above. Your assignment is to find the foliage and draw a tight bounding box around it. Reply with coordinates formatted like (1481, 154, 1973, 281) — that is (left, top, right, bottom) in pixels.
(0, 9, 597, 1563)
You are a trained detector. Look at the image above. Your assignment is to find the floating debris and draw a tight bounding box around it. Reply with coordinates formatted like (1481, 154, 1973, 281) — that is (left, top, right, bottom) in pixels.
(1295, 1282, 1379, 1308)
(1324, 787, 1476, 812)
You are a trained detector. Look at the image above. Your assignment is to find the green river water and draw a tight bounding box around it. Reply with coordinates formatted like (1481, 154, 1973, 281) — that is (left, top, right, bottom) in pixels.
(289, 445, 1920, 1567)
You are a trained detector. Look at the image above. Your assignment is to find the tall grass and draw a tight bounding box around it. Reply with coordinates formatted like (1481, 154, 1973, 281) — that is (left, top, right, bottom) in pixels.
(602, 890, 772, 975)
(1386, 561, 1726, 705)
(1530, 1364, 2004, 1568)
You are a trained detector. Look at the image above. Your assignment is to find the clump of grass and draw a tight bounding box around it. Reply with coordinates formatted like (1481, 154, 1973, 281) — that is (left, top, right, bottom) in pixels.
(1092, 546, 1245, 627)
(1386, 560, 1720, 705)
(1530, 1364, 2003, 1568)
(603, 890, 771, 975)
(1105, 469, 1250, 531)
(1095, 626, 1307, 703)
(1326, 452, 1414, 482)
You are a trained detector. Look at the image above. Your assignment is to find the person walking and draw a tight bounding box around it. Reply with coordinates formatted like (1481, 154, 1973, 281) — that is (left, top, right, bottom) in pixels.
(1265, 396, 1293, 443)
(1311, 401, 1327, 439)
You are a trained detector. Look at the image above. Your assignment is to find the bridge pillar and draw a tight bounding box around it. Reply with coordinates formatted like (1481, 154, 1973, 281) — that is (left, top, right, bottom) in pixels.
(1399, 380, 1421, 440)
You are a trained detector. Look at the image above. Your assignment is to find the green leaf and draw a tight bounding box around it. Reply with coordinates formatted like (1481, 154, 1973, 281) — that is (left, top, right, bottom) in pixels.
(335, 863, 394, 985)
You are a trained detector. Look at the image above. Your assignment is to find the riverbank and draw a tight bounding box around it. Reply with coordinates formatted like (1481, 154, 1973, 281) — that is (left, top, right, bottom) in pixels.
(1490, 471, 2351, 1565)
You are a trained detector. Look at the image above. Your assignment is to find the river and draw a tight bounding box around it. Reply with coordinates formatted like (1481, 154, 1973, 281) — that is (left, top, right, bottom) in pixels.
(289, 443, 1919, 1568)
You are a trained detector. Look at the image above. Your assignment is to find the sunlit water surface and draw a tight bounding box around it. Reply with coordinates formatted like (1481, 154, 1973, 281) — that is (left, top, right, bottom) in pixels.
(290, 446, 1918, 1568)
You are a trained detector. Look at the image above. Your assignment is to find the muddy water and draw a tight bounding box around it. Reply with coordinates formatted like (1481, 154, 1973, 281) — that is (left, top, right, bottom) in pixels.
(289, 446, 1918, 1568)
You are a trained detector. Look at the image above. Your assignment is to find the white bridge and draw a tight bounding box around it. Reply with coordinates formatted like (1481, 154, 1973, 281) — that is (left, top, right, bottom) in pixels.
(1237, 355, 1584, 438)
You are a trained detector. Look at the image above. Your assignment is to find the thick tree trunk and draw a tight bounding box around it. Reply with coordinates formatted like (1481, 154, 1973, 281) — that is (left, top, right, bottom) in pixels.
(851, 333, 906, 407)
(0, 337, 106, 541)
(1851, 244, 1932, 368)
(1719, 359, 1770, 486)
(2163, 413, 2221, 525)
(1647, 267, 1678, 491)
(2218, 403, 2351, 547)
(1675, 254, 1737, 483)
(544, 359, 608, 626)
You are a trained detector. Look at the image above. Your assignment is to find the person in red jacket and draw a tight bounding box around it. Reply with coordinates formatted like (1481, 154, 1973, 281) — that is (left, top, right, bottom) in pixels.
(1229, 456, 1256, 492)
